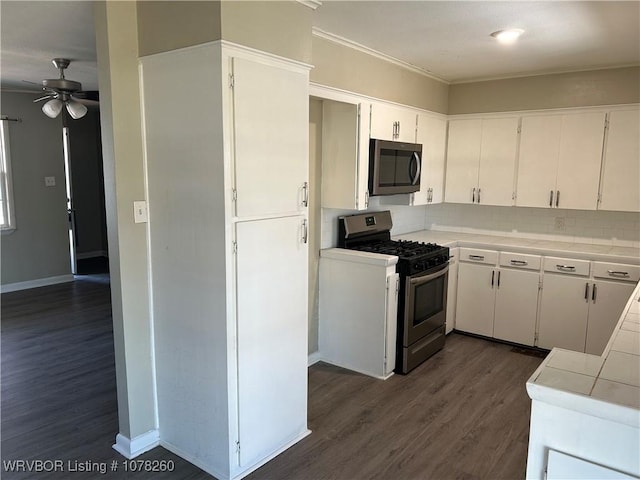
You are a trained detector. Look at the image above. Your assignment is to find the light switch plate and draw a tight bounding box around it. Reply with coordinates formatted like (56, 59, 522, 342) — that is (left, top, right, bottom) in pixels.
(44, 176, 56, 187)
(133, 201, 148, 224)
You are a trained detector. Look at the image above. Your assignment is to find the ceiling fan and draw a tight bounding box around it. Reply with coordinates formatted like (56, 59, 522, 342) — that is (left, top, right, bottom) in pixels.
(32, 58, 98, 120)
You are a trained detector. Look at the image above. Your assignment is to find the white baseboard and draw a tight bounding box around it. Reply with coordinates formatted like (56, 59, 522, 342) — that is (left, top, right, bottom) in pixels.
(308, 351, 322, 366)
(76, 250, 109, 260)
(112, 430, 160, 459)
(1, 274, 74, 293)
(160, 439, 229, 480)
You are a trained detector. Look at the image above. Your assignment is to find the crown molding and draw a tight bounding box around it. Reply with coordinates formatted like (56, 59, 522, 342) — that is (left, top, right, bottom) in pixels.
(297, 0, 322, 10)
(312, 27, 449, 85)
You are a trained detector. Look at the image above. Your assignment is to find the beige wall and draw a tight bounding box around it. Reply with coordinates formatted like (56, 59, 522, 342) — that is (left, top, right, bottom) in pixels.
(221, 1, 312, 64)
(449, 67, 640, 114)
(311, 35, 449, 114)
(137, 1, 221, 57)
(95, 0, 155, 441)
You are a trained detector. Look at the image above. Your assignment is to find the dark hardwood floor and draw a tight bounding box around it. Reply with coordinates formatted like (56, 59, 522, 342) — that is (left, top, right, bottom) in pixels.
(2, 276, 544, 480)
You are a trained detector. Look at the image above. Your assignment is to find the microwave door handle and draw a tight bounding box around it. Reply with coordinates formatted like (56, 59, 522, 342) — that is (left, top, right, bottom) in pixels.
(410, 152, 421, 186)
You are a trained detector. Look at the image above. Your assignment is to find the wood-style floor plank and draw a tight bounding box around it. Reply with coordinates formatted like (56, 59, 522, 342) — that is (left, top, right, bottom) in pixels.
(2, 275, 544, 479)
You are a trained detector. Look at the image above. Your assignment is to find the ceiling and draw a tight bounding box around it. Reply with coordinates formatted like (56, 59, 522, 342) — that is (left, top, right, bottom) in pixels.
(1, 1, 638, 93)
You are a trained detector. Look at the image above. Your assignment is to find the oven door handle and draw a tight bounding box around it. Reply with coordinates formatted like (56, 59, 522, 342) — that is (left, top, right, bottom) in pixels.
(409, 265, 448, 286)
(410, 152, 421, 186)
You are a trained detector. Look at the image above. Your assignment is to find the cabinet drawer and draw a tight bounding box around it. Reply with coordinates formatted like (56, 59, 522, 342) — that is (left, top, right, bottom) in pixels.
(459, 248, 498, 265)
(592, 262, 640, 283)
(543, 256, 590, 276)
(499, 252, 541, 271)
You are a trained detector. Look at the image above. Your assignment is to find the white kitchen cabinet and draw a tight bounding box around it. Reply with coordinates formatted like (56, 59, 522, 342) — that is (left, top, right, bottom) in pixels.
(537, 273, 590, 351)
(318, 249, 399, 379)
(370, 102, 417, 143)
(516, 112, 606, 210)
(599, 108, 640, 212)
(415, 114, 447, 205)
(140, 43, 310, 479)
(320, 98, 371, 210)
(445, 117, 519, 206)
(584, 279, 635, 355)
(445, 247, 459, 334)
(456, 249, 539, 346)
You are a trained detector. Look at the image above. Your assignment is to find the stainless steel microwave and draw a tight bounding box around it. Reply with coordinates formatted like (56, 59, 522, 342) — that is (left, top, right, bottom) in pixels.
(369, 139, 422, 196)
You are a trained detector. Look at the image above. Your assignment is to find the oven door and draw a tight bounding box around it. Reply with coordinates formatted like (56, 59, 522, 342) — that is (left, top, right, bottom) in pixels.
(403, 264, 448, 347)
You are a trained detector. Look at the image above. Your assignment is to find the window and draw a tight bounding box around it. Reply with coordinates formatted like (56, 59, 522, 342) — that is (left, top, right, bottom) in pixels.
(0, 118, 16, 231)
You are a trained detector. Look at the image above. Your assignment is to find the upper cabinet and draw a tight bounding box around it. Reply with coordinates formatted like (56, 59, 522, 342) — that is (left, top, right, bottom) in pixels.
(319, 96, 371, 210)
(414, 114, 447, 205)
(232, 57, 309, 218)
(445, 117, 519, 206)
(598, 107, 640, 212)
(370, 102, 417, 143)
(516, 112, 606, 210)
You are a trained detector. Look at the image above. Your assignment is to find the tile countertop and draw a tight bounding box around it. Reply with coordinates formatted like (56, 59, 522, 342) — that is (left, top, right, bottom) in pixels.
(393, 230, 640, 264)
(526, 282, 640, 428)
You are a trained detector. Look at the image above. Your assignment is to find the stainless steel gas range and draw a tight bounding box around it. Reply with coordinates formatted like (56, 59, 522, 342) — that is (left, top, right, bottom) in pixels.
(335, 210, 450, 374)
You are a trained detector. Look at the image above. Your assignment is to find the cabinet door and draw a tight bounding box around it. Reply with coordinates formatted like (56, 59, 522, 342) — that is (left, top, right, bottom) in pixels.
(493, 269, 539, 346)
(585, 280, 635, 355)
(445, 119, 482, 204)
(414, 114, 447, 205)
(455, 262, 495, 337)
(370, 102, 417, 142)
(538, 274, 589, 351)
(236, 216, 308, 468)
(477, 117, 519, 206)
(599, 108, 640, 212)
(516, 115, 562, 208)
(555, 112, 606, 210)
(232, 57, 308, 218)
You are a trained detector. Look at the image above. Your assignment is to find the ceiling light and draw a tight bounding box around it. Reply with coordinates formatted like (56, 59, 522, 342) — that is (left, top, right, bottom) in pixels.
(491, 28, 524, 44)
(42, 98, 64, 118)
(66, 99, 88, 119)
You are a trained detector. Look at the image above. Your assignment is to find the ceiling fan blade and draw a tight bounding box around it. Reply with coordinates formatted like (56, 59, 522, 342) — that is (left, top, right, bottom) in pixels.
(22, 79, 41, 87)
(33, 94, 55, 103)
(71, 92, 99, 106)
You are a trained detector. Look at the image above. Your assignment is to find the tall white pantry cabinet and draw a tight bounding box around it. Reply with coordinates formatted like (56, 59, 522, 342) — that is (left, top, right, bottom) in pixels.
(139, 42, 310, 480)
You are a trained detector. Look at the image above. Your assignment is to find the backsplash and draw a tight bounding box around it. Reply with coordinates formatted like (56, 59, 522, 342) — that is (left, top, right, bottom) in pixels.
(424, 203, 640, 248)
(321, 201, 640, 249)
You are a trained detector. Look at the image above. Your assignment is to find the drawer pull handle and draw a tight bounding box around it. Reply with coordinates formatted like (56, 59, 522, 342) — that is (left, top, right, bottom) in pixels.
(607, 270, 629, 277)
(510, 260, 528, 266)
(469, 255, 485, 261)
(556, 264, 576, 272)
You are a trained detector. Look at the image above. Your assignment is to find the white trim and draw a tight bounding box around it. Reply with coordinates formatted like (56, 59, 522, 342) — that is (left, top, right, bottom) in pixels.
(448, 103, 640, 120)
(112, 430, 160, 459)
(308, 350, 322, 366)
(296, 0, 322, 10)
(1, 274, 74, 293)
(75, 250, 109, 260)
(312, 27, 449, 85)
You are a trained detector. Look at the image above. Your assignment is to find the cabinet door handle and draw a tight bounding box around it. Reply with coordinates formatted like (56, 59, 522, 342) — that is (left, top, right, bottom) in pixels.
(556, 264, 576, 272)
(592, 284, 597, 303)
(510, 260, 528, 266)
(302, 219, 308, 244)
(477, 188, 481, 204)
(365, 190, 369, 208)
(584, 282, 590, 301)
(497, 270, 501, 287)
(607, 270, 630, 278)
(397, 121, 400, 139)
(549, 190, 554, 207)
(302, 181, 309, 207)
(472, 187, 476, 203)
(491, 270, 495, 287)
(556, 190, 560, 208)
(469, 255, 485, 261)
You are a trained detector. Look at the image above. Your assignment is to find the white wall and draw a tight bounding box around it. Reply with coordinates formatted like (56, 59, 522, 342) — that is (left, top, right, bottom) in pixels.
(424, 203, 640, 248)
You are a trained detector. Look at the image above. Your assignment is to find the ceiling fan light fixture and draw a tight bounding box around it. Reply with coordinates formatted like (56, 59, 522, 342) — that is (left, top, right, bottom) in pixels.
(66, 99, 88, 119)
(490, 28, 525, 44)
(42, 98, 64, 118)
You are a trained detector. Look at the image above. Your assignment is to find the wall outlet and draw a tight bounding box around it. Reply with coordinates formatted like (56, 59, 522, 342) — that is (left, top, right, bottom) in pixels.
(133, 201, 148, 224)
(554, 217, 566, 231)
(44, 176, 56, 187)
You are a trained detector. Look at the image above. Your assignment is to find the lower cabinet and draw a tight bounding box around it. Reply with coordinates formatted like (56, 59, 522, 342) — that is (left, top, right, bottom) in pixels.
(493, 268, 539, 346)
(456, 261, 496, 337)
